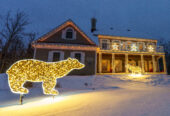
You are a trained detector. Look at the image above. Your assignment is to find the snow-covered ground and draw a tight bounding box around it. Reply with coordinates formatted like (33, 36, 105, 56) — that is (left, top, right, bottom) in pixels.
(0, 74, 170, 116)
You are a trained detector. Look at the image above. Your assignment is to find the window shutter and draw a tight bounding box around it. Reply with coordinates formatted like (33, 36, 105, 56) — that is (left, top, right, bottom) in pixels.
(70, 52, 85, 63)
(73, 31, 76, 39)
(70, 52, 74, 58)
(62, 30, 65, 39)
(81, 52, 85, 63)
(48, 51, 53, 62)
(60, 52, 64, 60)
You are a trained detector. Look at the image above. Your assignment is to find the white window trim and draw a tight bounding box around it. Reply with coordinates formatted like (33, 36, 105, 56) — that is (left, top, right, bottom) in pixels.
(70, 51, 85, 63)
(62, 27, 76, 40)
(48, 51, 64, 62)
(33, 48, 36, 59)
(101, 39, 110, 50)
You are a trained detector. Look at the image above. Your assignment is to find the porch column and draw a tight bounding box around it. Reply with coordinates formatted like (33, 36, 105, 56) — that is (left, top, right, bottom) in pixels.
(141, 54, 144, 73)
(125, 54, 128, 73)
(112, 53, 115, 73)
(99, 52, 102, 73)
(162, 55, 167, 74)
(157, 58, 160, 72)
(152, 55, 156, 73)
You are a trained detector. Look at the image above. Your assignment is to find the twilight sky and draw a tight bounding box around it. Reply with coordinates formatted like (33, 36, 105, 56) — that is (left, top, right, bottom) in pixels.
(0, 0, 170, 43)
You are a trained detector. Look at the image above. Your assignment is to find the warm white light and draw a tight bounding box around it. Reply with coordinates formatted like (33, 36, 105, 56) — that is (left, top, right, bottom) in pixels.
(130, 74, 142, 78)
(126, 64, 142, 75)
(125, 64, 151, 80)
(6, 58, 85, 95)
(148, 45, 154, 52)
(40, 96, 66, 103)
(131, 44, 137, 51)
(112, 43, 119, 50)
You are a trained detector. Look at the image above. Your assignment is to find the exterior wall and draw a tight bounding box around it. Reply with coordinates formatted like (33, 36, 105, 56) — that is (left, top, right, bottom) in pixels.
(38, 25, 95, 46)
(35, 48, 96, 75)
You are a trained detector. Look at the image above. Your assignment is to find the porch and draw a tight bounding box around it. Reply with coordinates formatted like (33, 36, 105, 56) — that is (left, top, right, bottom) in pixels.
(96, 53, 167, 74)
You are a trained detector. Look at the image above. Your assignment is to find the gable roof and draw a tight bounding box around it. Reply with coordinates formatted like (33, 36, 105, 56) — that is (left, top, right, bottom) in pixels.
(34, 19, 96, 45)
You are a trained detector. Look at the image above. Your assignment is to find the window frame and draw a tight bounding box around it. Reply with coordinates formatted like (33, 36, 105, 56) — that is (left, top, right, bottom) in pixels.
(48, 51, 64, 62)
(70, 51, 85, 63)
(100, 39, 110, 50)
(66, 28, 73, 39)
(62, 27, 76, 40)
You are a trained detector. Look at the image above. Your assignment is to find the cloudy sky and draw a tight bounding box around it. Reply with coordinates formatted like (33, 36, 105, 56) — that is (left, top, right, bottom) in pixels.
(0, 0, 170, 43)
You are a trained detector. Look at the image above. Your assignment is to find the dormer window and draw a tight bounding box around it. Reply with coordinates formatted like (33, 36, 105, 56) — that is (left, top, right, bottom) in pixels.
(66, 29, 73, 39)
(62, 27, 76, 40)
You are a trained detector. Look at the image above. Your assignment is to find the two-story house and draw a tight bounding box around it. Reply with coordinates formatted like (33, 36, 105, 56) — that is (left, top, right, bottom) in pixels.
(32, 19, 167, 75)
(32, 20, 97, 75)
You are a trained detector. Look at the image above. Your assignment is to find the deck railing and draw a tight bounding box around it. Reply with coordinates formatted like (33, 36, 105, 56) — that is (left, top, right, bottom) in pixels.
(100, 43, 164, 53)
(156, 46, 164, 53)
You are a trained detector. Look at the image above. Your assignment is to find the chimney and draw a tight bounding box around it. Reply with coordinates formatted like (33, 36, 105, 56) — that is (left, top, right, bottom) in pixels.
(91, 17, 97, 33)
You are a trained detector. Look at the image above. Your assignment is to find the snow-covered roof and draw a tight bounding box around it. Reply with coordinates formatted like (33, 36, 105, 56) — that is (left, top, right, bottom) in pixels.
(93, 28, 157, 41)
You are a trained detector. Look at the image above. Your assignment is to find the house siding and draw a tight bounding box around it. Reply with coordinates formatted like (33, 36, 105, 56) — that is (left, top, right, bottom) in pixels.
(38, 25, 95, 46)
(35, 48, 96, 75)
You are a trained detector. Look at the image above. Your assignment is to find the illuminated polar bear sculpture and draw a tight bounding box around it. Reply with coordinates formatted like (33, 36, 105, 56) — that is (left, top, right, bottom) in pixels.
(6, 58, 85, 95)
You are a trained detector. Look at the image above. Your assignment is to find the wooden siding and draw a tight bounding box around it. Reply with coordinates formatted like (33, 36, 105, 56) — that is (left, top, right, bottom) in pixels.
(37, 25, 95, 46)
(35, 48, 96, 75)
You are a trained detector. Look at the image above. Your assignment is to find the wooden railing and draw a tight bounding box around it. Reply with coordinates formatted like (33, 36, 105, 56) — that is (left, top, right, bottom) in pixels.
(100, 43, 164, 53)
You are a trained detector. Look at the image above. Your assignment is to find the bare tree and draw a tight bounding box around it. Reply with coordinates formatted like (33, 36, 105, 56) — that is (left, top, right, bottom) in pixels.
(24, 32, 36, 58)
(0, 11, 29, 73)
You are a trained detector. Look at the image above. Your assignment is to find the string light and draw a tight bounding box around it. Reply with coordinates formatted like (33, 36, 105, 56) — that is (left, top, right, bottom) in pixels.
(131, 44, 138, 51)
(6, 58, 85, 95)
(148, 45, 154, 52)
(126, 64, 142, 75)
(112, 43, 119, 50)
